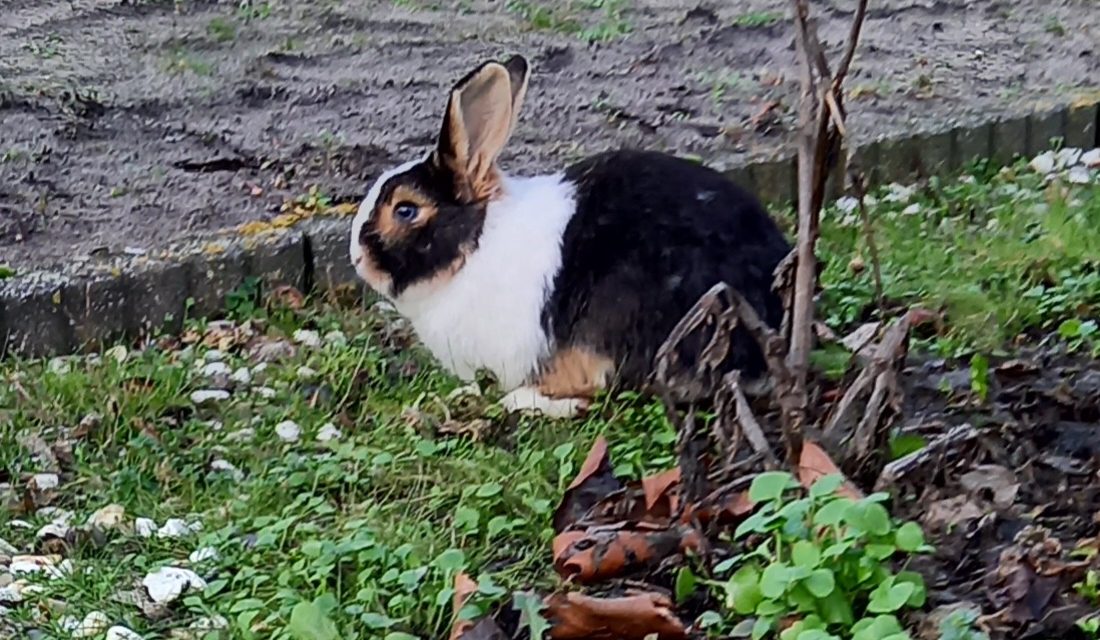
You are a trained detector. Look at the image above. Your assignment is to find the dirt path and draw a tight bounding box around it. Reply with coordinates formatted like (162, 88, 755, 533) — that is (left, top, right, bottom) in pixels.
(1, 0, 1097, 272)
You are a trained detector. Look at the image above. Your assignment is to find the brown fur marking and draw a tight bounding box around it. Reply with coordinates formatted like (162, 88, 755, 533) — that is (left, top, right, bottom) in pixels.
(536, 348, 615, 399)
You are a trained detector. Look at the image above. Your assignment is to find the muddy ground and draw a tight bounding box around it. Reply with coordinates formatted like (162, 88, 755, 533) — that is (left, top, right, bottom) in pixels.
(1, 0, 1098, 272)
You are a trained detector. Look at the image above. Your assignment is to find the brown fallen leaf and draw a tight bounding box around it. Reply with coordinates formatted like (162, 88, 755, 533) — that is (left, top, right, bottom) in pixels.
(268, 284, 306, 311)
(449, 573, 479, 640)
(544, 591, 687, 640)
(552, 525, 703, 583)
(641, 467, 681, 514)
(552, 437, 624, 533)
(922, 495, 985, 532)
(797, 441, 864, 500)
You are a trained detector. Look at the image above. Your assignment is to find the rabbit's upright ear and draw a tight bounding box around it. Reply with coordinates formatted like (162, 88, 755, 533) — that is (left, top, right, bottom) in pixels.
(435, 55, 530, 203)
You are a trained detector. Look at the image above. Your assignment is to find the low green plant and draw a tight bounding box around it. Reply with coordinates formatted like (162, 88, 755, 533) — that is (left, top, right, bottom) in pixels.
(734, 10, 784, 28)
(705, 472, 933, 640)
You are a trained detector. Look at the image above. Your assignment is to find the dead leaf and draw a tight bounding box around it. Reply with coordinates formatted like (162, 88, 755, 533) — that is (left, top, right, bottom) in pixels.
(959, 465, 1020, 510)
(797, 441, 864, 500)
(267, 285, 305, 311)
(552, 437, 624, 533)
(449, 573, 479, 640)
(922, 495, 984, 532)
(641, 468, 681, 514)
(552, 525, 703, 583)
(544, 591, 687, 640)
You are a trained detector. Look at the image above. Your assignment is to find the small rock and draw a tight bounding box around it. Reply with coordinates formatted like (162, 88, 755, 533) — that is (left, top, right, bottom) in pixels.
(156, 519, 199, 539)
(1066, 166, 1093, 185)
(59, 615, 81, 633)
(323, 330, 347, 347)
(901, 203, 921, 215)
(37, 507, 73, 525)
(210, 459, 243, 482)
(316, 423, 341, 442)
(252, 363, 268, 374)
(1056, 147, 1082, 168)
(883, 182, 916, 203)
(275, 421, 301, 443)
(72, 611, 110, 638)
(203, 349, 225, 362)
(48, 358, 73, 375)
(106, 625, 143, 640)
(296, 366, 317, 380)
(142, 567, 207, 604)
(87, 504, 125, 531)
(292, 329, 322, 349)
(36, 523, 69, 541)
(835, 196, 859, 214)
(31, 474, 59, 491)
(190, 390, 229, 405)
(9, 555, 61, 576)
(1029, 150, 1056, 175)
(201, 362, 231, 378)
(249, 340, 296, 363)
(230, 367, 252, 385)
(255, 387, 277, 399)
(104, 345, 129, 364)
(0, 538, 19, 555)
(204, 420, 224, 432)
(190, 615, 229, 630)
(0, 583, 22, 605)
(1082, 148, 1100, 168)
(188, 547, 219, 564)
(134, 518, 157, 538)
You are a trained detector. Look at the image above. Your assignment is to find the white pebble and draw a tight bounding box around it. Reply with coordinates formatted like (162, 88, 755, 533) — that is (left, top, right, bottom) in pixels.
(230, 367, 252, 385)
(255, 386, 277, 399)
(204, 349, 225, 362)
(36, 522, 70, 540)
(902, 203, 921, 215)
(142, 567, 207, 604)
(72, 611, 110, 638)
(188, 547, 219, 564)
(59, 615, 82, 632)
(190, 390, 230, 405)
(275, 421, 301, 443)
(1067, 166, 1093, 185)
(1029, 150, 1056, 175)
(292, 329, 322, 348)
(9, 555, 60, 575)
(156, 518, 199, 539)
(316, 423, 342, 442)
(134, 518, 157, 538)
(252, 363, 269, 374)
(32, 473, 59, 491)
(201, 362, 231, 378)
(86, 504, 125, 530)
(296, 366, 318, 380)
(190, 615, 229, 630)
(106, 625, 144, 640)
(323, 330, 347, 346)
(835, 196, 859, 214)
(210, 459, 243, 482)
(105, 345, 129, 364)
(48, 358, 73, 375)
(1081, 148, 1100, 168)
(1056, 147, 1083, 168)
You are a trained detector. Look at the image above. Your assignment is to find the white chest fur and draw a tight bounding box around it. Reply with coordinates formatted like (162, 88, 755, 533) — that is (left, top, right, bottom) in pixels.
(392, 174, 577, 389)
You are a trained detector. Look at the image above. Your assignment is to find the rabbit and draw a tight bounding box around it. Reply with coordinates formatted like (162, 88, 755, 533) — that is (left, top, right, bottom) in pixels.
(349, 55, 791, 418)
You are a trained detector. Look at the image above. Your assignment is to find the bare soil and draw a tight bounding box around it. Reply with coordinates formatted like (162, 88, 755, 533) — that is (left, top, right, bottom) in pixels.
(1, 0, 1097, 272)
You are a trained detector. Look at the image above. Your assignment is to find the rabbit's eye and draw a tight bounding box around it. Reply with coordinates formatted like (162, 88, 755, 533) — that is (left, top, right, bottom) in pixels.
(393, 201, 420, 223)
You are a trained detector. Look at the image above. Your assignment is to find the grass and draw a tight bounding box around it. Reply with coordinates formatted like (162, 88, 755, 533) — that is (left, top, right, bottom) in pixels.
(1, 152, 1099, 638)
(505, 0, 631, 43)
(0, 298, 678, 639)
(815, 156, 1100, 356)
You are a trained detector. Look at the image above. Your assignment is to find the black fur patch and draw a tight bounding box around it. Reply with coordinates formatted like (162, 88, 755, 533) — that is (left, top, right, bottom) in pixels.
(358, 160, 486, 297)
(543, 149, 791, 387)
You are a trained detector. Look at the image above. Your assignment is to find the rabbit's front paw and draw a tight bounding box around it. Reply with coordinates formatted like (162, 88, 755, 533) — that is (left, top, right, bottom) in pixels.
(500, 386, 586, 419)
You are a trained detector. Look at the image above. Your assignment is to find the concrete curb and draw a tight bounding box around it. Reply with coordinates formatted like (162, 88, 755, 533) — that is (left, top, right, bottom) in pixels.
(2, 99, 1098, 359)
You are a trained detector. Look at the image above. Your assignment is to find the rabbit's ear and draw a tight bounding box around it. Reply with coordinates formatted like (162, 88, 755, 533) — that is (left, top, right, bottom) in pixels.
(435, 56, 530, 202)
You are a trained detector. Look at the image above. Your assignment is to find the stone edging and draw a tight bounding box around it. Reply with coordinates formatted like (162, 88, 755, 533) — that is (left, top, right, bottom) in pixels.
(1, 99, 1098, 359)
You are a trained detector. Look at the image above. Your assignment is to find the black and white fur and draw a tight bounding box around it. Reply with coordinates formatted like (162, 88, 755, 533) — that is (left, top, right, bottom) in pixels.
(349, 55, 791, 417)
